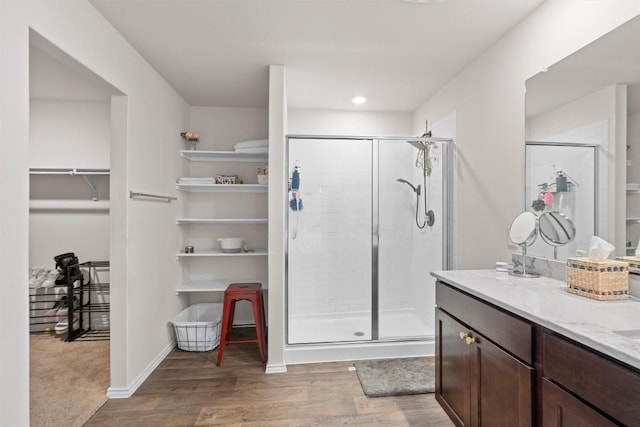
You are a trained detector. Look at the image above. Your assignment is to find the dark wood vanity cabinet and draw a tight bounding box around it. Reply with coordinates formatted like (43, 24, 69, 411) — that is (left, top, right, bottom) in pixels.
(542, 331, 640, 426)
(435, 281, 535, 427)
(435, 279, 640, 427)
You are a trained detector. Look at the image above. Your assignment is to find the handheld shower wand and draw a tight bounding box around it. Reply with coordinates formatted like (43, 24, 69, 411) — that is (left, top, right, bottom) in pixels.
(397, 178, 434, 229)
(396, 178, 421, 196)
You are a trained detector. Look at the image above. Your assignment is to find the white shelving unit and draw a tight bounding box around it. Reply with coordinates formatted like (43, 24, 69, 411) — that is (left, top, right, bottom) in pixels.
(176, 218, 267, 225)
(176, 183, 267, 193)
(176, 249, 267, 258)
(180, 150, 267, 163)
(176, 149, 268, 293)
(627, 183, 640, 253)
(176, 279, 269, 293)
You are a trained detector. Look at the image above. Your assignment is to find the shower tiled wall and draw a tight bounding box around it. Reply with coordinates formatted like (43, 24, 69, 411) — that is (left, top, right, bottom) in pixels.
(287, 138, 445, 333)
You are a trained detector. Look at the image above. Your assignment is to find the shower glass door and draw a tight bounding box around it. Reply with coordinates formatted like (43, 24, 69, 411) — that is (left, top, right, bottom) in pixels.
(377, 139, 446, 340)
(287, 138, 373, 344)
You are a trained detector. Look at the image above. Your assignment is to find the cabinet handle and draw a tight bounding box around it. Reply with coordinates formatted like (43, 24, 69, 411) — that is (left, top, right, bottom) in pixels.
(465, 336, 476, 345)
(459, 331, 469, 340)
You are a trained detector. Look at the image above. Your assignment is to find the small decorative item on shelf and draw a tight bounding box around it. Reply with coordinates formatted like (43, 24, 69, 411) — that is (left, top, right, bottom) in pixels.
(180, 131, 200, 150)
(215, 174, 243, 184)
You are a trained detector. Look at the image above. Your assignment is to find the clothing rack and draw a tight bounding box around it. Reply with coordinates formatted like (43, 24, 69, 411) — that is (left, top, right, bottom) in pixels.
(129, 191, 177, 202)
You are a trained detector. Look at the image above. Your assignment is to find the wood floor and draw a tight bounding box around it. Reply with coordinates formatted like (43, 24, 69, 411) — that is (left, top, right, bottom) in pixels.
(86, 340, 454, 427)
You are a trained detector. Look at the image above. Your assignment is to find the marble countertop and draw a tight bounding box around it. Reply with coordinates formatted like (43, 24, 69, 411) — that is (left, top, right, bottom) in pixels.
(431, 269, 640, 371)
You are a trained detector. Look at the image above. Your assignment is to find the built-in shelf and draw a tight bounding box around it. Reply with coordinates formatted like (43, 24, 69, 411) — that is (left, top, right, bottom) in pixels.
(627, 246, 637, 252)
(176, 249, 267, 258)
(176, 218, 267, 225)
(627, 190, 640, 194)
(180, 150, 267, 163)
(176, 183, 268, 193)
(626, 218, 640, 223)
(175, 278, 268, 293)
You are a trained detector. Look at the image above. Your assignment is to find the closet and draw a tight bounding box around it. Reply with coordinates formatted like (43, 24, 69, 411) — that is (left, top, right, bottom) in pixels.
(28, 97, 111, 339)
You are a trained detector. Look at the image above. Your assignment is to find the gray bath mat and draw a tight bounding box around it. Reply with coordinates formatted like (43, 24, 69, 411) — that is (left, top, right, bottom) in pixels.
(353, 357, 435, 397)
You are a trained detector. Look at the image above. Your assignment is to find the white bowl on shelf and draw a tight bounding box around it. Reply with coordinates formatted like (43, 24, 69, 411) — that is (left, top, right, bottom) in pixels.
(217, 237, 244, 253)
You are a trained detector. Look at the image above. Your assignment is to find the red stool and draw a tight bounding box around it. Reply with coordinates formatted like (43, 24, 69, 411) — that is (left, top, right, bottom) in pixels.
(216, 282, 266, 366)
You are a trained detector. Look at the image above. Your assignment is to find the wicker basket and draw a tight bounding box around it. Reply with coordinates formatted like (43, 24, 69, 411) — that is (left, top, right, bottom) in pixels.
(615, 256, 640, 274)
(566, 257, 629, 300)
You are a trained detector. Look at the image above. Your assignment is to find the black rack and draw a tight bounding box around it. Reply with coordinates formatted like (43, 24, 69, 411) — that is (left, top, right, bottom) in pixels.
(66, 260, 110, 341)
(29, 260, 110, 341)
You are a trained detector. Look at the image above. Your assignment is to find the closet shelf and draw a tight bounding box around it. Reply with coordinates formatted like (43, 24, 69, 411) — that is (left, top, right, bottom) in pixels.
(626, 218, 640, 223)
(176, 218, 267, 224)
(29, 167, 110, 175)
(30, 200, 110, 211)
(176, 279, 268, 293)
(30, 168, 109, 201)
(176, 249, 267, 258)
(180, 150, 267, 163)
(176, 183, 268, 193)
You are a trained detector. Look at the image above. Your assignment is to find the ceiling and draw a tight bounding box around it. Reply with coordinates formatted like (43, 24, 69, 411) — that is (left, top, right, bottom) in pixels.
(526, 15, 640, 118)
(46, 0, 544, 112)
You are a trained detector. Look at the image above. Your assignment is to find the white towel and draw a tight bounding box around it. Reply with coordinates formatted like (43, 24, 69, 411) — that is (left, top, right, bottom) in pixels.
(234, 147, 268, 154)
(234, 139, 268, 150)
(178, 177, 215, 184)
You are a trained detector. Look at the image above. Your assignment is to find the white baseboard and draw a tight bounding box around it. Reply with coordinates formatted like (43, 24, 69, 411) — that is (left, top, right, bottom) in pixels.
(265, 363, 287, 374)
(107, 341, 176, 399)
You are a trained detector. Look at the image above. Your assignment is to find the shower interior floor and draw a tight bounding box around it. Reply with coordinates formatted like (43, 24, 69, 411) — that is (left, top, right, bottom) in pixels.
(288, 308, 431, 344)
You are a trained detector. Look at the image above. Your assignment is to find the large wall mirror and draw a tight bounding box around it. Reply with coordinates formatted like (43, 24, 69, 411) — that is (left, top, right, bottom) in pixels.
(525, 15, 640, 260)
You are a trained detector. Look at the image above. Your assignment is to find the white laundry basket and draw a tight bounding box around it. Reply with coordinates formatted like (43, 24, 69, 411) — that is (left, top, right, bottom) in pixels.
(171, 303, 223, 351)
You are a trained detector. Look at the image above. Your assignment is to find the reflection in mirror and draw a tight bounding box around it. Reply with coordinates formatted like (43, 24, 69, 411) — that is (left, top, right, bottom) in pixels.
(508, 212, 539, 278)
(539, 211, 576, 260)
(525, 15, 640, 258)
(525, 142, 596, 260)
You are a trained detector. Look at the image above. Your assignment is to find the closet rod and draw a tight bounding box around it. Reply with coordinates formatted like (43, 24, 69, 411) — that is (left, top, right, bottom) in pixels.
(129, 191, 177, 202)
(29, 167, 110, 175)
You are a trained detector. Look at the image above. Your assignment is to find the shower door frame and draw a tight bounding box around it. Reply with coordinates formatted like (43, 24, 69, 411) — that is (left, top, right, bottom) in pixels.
(285, 134, 453, 345)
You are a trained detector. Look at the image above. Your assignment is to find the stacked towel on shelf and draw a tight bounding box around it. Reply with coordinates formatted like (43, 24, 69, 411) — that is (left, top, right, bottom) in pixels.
(234, 138, 268, 154)
(177, 177, 215, 184)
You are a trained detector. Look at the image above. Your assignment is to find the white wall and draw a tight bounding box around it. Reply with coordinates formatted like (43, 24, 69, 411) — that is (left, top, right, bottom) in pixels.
(413, 0, 640, 269)
(288, 109, 412, 136)
(0, 1, 188, 423)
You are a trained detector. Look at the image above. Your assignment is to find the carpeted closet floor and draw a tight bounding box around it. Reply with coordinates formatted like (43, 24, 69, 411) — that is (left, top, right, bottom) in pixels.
(30, 334, 110, 427)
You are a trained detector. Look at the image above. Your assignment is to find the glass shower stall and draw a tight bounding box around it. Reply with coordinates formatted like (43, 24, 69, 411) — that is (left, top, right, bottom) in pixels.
(286, 136, 452, 346)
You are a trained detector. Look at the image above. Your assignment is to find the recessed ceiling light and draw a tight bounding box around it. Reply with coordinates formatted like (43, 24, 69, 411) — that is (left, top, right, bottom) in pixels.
(352, 96, 367, 105)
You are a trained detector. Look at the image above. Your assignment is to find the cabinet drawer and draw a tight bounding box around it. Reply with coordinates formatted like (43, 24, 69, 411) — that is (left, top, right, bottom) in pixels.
(436, 281, 533, 364)
(542, 378, 616, 427)
(543, 331, 640, 425)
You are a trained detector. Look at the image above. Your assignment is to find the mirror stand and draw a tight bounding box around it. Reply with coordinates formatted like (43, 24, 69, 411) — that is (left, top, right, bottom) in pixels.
(510, 244, 540, 278)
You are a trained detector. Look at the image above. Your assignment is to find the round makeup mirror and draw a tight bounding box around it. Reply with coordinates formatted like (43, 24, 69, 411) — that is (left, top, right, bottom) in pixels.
(508, 211, 539, 278)
(538, 211, 576, 260)
(508, 211, 538, 246)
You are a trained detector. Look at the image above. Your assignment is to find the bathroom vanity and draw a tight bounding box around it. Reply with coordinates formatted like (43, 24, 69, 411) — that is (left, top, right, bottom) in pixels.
(432, 270, 640, 426)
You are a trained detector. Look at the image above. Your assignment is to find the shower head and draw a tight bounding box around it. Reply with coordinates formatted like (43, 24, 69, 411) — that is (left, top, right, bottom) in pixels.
(396, 178, 421, 196)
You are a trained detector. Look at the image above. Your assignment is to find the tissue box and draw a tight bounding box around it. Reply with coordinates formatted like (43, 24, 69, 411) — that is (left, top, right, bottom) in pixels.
(615, 256, 640, 274)
(566, 257, 628, 300)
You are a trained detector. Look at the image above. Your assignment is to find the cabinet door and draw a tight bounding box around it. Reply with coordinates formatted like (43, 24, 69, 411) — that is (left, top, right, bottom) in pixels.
(470, 328, 534, 427)
(542, 379, 617, 427)
(436, 308, 471, 426)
